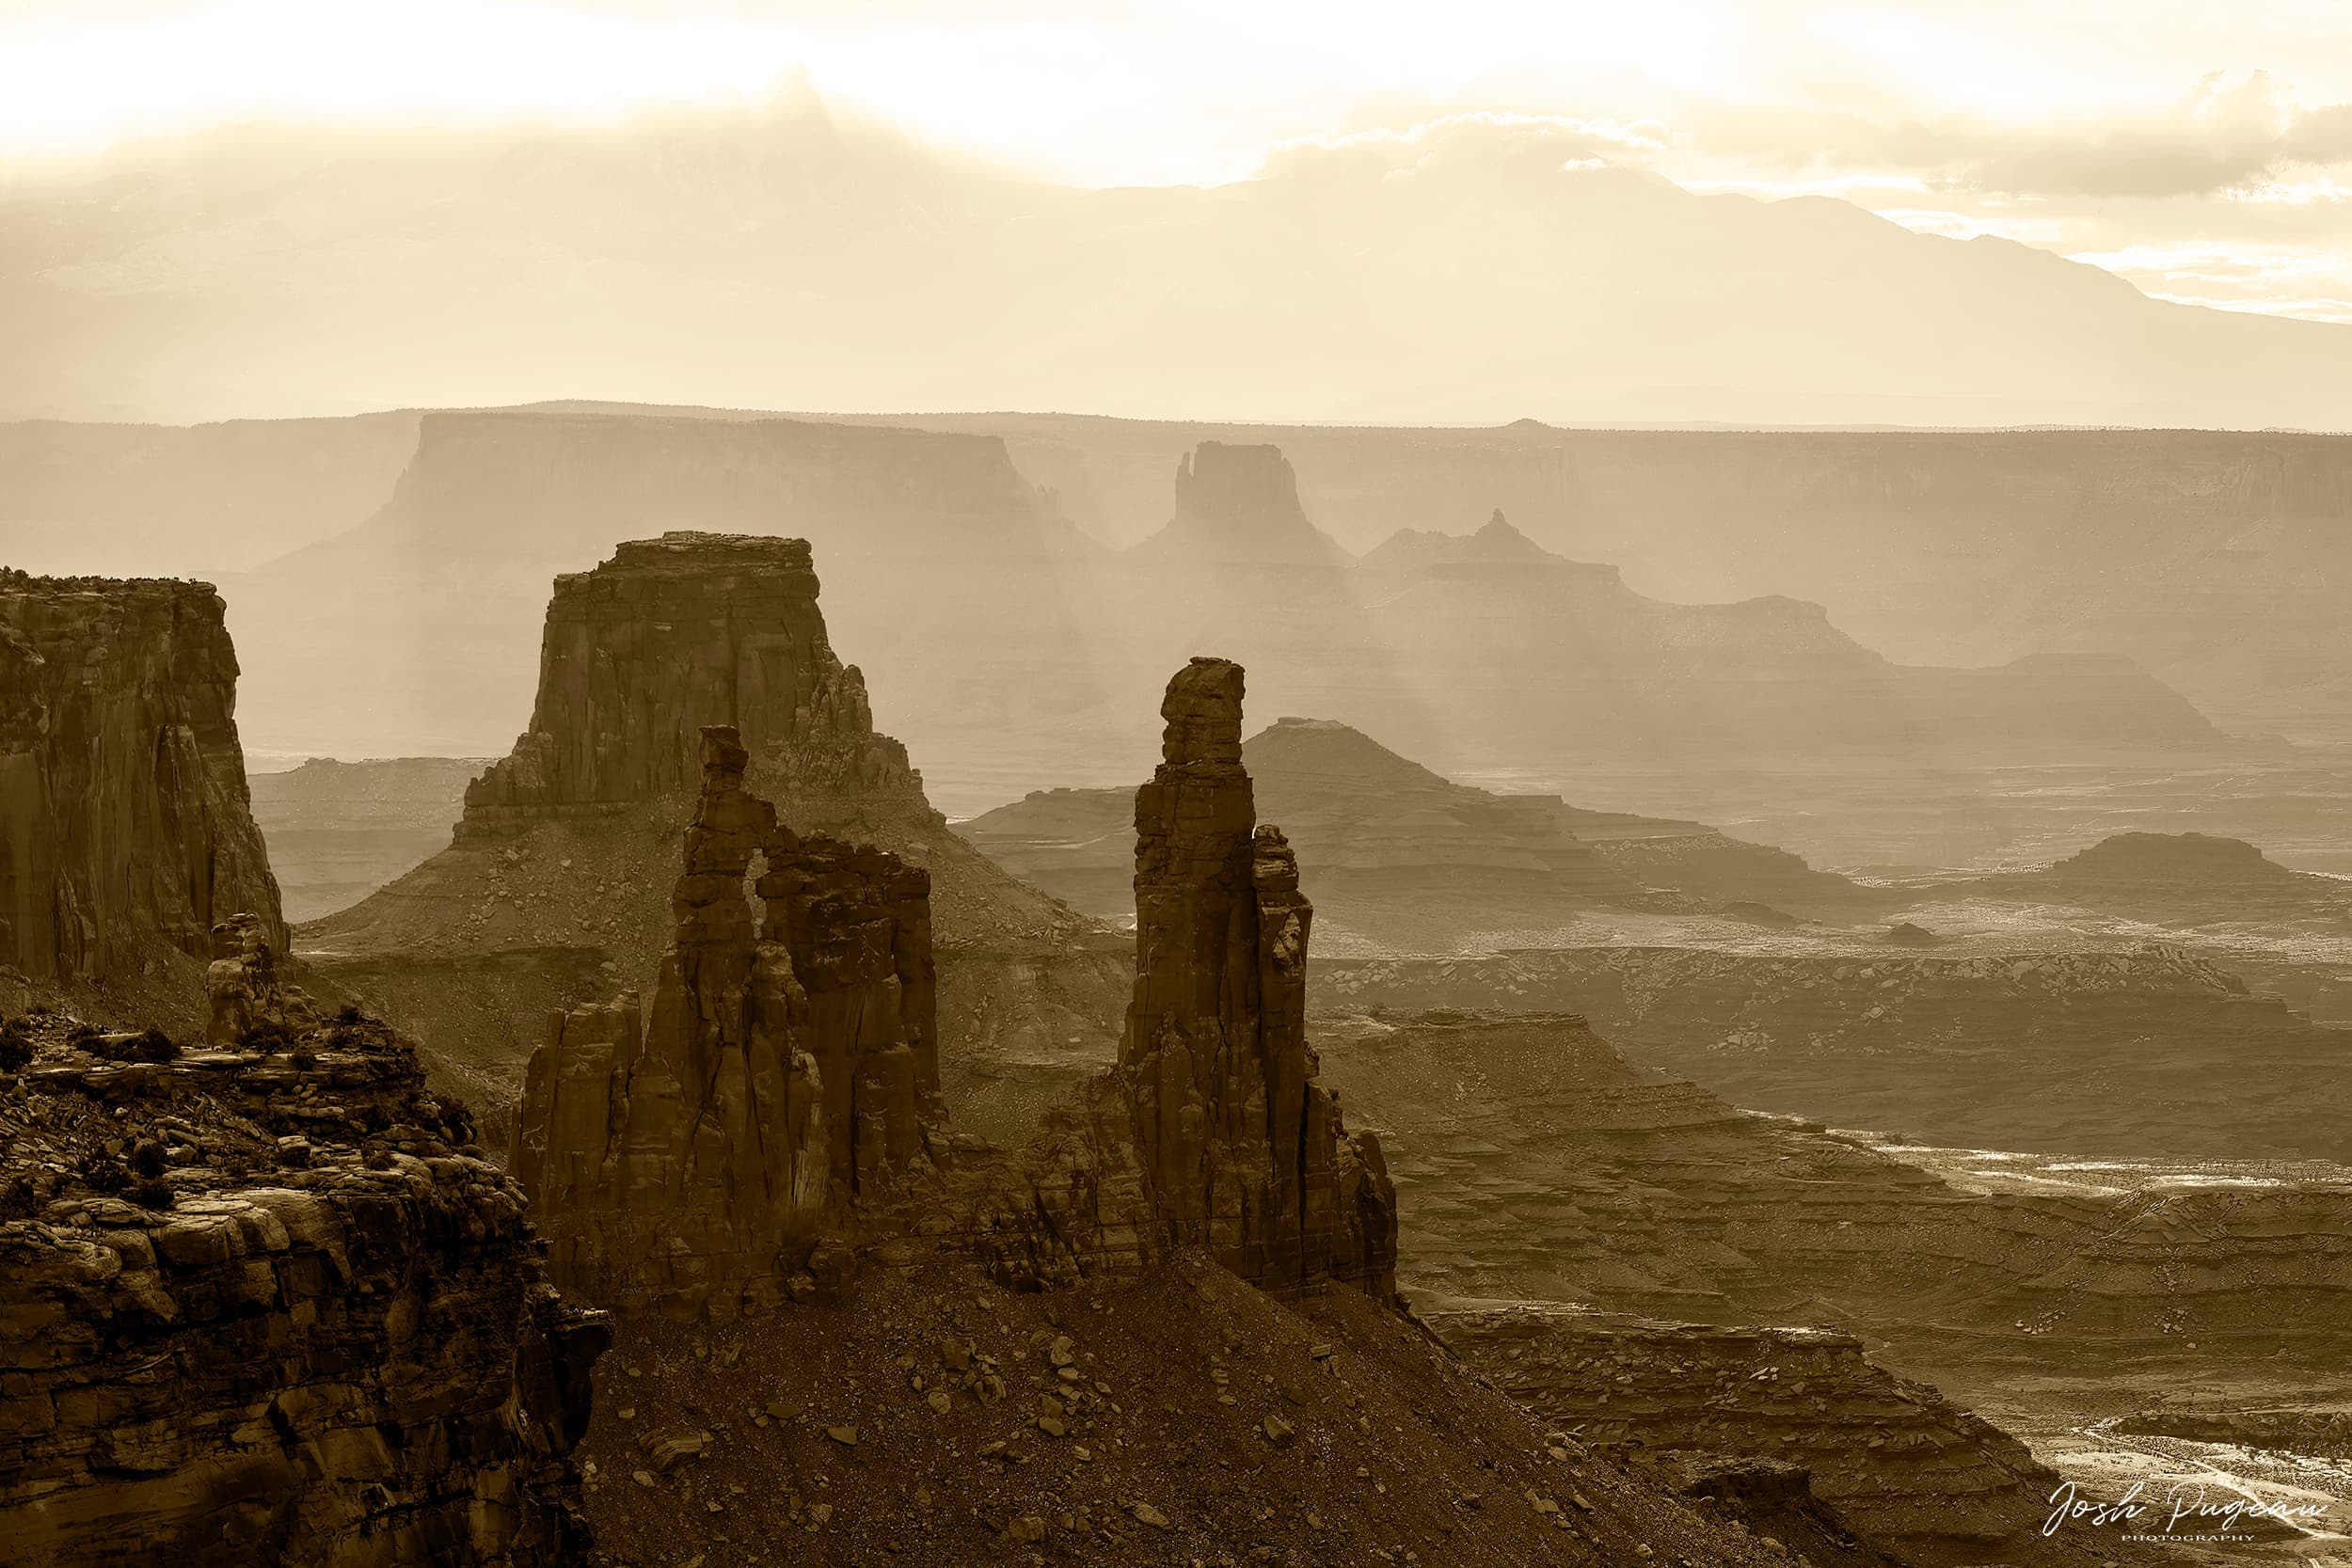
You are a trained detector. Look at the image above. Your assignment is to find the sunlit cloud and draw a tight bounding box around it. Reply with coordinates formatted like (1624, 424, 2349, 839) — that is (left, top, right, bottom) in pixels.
(1872, 209, 2071, 244)
(8, 2, 2352, 325)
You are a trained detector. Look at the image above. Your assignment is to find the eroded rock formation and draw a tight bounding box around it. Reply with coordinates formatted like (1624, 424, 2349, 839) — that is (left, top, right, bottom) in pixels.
(462, 532, 924, 828)
(302, 532, 1128, 1148)
(511, 726, 943, 1315)
(204, 911, 316, 1046)
(990, 659, 1397, 1298)
(0, 572, 283, 984)
(0, 1004, 605, 1566)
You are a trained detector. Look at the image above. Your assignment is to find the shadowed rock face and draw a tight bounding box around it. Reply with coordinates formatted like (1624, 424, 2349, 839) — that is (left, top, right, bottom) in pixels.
(991, 659, 1398, 1298)
(0, 571, 283, 983)
(511, 725, 942, 1316)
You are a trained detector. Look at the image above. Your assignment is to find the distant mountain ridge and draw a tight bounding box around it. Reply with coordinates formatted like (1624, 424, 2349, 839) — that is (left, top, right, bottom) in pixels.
(7, 99, 2352, 428)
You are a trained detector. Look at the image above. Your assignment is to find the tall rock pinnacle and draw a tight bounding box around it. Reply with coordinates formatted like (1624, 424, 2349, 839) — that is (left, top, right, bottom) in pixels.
(988, 657, 1396, 1298)
(1121, 657, 1391, 1292)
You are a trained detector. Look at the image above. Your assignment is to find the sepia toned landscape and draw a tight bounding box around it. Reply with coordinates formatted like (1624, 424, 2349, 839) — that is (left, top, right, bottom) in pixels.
(5, 5, 2352, 1566)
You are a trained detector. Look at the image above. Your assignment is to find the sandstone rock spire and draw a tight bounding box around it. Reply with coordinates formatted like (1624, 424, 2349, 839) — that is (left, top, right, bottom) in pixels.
(511, 724, 940, 1316)
(1120, 657, 1392, 1293)
(988, 659, 1395, 1298)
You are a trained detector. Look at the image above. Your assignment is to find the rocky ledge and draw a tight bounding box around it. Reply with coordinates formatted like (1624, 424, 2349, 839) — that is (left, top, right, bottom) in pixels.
(0, 938, 606, 1566)
(1429, 1305, 2056, 1548)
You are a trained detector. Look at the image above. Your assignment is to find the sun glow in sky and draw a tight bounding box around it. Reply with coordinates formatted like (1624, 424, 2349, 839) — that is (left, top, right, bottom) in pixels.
(8, 0, 2352, 321)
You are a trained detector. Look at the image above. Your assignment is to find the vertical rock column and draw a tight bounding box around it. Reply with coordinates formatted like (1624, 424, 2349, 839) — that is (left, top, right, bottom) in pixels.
(1123, 657, 1264, 1270)
(1118, 657, 1397, 1297)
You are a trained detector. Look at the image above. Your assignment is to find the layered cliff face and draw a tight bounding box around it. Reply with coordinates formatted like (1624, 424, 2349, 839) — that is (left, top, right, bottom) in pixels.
(1307, 1006, 2352, 1549)
(986, 660, 1398, 1299)
(1317, 944, 2352, 1161)
(461, 533, 923, 824)
(1430, 1307, 2058, 1549)
(300, 532, 1128, 1145)
(0, 573, 284, 989)
(510, 727, 942, 1315)
(0, 993, 606, 1566)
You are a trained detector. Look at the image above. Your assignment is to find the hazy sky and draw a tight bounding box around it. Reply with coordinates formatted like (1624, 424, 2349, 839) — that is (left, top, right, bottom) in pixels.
(9, 1, 2352, 322)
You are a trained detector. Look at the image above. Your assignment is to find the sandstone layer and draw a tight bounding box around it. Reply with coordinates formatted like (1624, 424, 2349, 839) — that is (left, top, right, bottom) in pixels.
(1308, 1006, 2352, 1551)
(1311, 1006, 2352, 1348)
(1430, 1306, 2056, 1547)
(0, 571, 284, 988)
(511, 727, 944, 1315)
(0, 983, 606, 1566)
(1316, 944, 2352, 1161)
(299, 532, 1128, 1146)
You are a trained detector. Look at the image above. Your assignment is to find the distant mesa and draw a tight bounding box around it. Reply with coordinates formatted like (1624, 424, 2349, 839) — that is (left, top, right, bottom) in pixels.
(1931, 829, 2351, 924)
(1128, 441, 1355, 568)
(2043, 831, 2296, 883)
(137, 407, 2260, 812)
